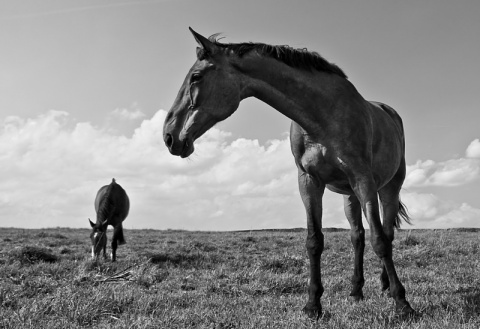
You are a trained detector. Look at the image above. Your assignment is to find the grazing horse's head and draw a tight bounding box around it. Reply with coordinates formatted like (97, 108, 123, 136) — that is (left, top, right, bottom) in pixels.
(163, 27, 243, 158)
(89, 219, 107, 259)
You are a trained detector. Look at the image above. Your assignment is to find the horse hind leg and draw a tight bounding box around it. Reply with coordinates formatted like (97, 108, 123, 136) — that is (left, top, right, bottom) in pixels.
(378, 190, 396, 293)
(111, 224, 126, 262)
(378, 161, 411, 294)
(348, 168, 414, 317)
(343, 194, 365, 301)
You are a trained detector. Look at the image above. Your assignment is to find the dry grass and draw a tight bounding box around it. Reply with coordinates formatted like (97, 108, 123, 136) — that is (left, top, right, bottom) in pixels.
(0, 227, 479, 328)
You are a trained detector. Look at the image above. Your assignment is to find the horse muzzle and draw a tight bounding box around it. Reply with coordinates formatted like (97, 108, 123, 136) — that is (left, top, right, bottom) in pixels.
(164, 132, 194, 158)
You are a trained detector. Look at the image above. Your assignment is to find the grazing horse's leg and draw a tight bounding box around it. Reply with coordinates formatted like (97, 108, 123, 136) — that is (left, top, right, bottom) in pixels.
(102, 242, 107, 259)
(111, 224, 125, 262)
(349, 171, 414, 316)
(343, 194, 365, 301)
(378, 159, 407, 294)
(298, 170, 326, 319)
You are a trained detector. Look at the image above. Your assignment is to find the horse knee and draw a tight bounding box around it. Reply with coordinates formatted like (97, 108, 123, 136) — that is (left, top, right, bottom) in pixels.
(306, 233, 324, 258)
(371, 234, 392, 258)
(350, 228, 365, 249)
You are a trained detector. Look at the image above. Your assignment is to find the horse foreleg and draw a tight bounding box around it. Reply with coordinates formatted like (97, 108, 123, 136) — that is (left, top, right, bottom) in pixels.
(343, 194, 365, 301)
(298, 170, 325, 319)
(352, 174, 415, 317)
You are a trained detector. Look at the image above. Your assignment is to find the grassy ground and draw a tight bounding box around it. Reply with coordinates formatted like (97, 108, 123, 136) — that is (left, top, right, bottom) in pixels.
(0, 227, 479, 328)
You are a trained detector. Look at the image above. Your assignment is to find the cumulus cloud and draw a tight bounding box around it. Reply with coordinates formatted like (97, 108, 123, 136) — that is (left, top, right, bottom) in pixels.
(399, 191, 480, 229)
(405, 156, 480, 188)
(400, 138, 480, 228)
(1, 111, 478, 230)
(0, 110, 347, 230)
(466, 139, 480, 158)
(110, 107, 146, 120)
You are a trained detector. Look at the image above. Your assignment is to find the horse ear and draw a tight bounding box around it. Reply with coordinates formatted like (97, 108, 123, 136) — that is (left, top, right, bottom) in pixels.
(89, 218, 95, 228)
(189, 27, 217, 57)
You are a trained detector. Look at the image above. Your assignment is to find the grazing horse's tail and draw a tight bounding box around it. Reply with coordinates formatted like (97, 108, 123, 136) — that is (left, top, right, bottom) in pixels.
(394, 199, 412, 229)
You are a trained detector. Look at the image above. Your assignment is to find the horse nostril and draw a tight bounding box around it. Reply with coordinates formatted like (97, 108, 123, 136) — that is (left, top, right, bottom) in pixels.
(165, 133, 174, 148)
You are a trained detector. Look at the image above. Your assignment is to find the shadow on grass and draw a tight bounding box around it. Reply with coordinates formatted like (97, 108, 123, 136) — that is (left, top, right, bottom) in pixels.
(9, 246, 58, 264)
(147, 252, 206, 268)
(463, 289, 480, 319)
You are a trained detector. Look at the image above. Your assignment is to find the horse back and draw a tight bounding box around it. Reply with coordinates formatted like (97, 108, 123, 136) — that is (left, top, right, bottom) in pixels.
(367, 101, 406, 153)
(94, 179, 130, 226)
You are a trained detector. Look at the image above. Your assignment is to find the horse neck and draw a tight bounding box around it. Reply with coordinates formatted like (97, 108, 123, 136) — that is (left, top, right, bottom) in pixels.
(238, 55, 357, 133)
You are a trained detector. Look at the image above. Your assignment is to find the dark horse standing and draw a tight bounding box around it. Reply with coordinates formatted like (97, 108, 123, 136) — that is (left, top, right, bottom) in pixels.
(163, 28, 415, 318)
(89, 178, 130, 262)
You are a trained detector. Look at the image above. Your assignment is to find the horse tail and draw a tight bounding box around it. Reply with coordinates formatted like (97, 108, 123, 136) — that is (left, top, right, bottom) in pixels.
(394, 199, 412, 229)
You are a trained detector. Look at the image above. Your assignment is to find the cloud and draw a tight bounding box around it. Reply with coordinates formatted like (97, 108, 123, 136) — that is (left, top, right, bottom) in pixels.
(0, 109, 341, 230)
(466, 139, 480, 158)
(405, 156, 480, 188)
(400, 138, 480, 228)
(399, 191, 480, 229)
(400, 192, 442, 220)
(110, 107, 146, 120)
(1, 111, 478, 230)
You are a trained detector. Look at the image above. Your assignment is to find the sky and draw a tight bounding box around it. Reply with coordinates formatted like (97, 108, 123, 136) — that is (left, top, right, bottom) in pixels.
(0, 0, 479, 230)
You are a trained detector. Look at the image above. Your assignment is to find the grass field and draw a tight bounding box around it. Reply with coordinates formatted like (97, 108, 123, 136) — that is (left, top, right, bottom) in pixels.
(0, 227, 479, 328)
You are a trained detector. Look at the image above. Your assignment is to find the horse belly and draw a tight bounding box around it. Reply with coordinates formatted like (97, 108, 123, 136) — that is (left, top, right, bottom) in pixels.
(326, 183, 354, 195)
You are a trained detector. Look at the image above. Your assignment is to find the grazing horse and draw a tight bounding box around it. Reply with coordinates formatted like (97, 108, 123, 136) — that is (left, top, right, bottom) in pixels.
(89, 178, 130, 262)
(163, 28, 415, 318)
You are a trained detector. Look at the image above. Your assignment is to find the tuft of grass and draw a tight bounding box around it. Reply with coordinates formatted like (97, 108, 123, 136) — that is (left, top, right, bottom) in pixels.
(11, 245, 58, 264)
(400, 230, 421, 246)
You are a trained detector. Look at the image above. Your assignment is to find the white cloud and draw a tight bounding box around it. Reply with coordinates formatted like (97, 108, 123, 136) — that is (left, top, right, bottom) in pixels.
(405, 157, 480, 188)
(404, 138, 480, 188)
(435, 203, 480, 228)
(400, 192, 442, 220)
(400, 139, 480, 228)
(1, 111, 479, 230)
(466, 138, 480, 158)
(400, 191, 480, 229)
(110, 107, 146, 120)
(0, 110, 335, 230)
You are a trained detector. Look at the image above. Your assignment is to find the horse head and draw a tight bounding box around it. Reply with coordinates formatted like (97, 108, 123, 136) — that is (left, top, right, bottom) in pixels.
(89, 218, 108, 259)
(163, 27, 244, 158)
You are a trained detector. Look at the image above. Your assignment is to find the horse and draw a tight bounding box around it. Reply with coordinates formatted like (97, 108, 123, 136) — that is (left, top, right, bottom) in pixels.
(162, 28, 415, 318)
(89, 178, 130, 262)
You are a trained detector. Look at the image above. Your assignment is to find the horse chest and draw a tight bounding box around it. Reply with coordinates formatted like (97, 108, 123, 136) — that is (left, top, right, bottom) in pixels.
(299, 144, 348, 186)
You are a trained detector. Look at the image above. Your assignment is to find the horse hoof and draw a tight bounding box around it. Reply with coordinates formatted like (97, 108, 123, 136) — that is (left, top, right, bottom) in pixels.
(303, 303, 322, 320)
(396, 302, 416, 318)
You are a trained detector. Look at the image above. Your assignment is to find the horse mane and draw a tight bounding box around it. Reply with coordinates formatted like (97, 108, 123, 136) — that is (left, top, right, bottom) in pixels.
(208, 34, 347, 79)
(97, 179, 117, 225)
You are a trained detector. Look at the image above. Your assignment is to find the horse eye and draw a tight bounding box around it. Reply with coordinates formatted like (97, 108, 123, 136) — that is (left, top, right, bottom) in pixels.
(191, 74, 202, 83)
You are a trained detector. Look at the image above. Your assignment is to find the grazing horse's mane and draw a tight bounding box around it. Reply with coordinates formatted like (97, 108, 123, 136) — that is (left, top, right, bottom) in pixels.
(97, 179, 116, 225)
(208, 34, 348, 79)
